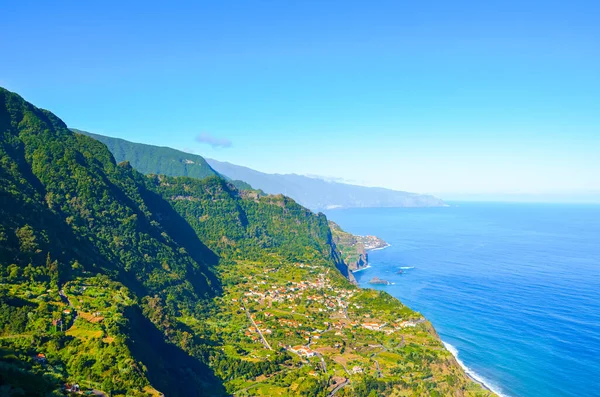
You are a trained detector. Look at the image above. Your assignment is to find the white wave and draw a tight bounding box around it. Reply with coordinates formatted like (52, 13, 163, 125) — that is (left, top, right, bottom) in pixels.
(399, 266, 414, 270)
(351, 265, 371, 273)
(367, 243, 391, 252)
(442, 341, 510, 397)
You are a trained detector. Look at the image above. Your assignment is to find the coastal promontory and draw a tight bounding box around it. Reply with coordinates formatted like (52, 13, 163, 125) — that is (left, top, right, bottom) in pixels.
(329, 220, 389, 272)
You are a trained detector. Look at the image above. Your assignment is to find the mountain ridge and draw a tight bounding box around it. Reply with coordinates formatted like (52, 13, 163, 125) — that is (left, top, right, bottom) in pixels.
(205, 158, 447, 210)
(75, 131, 446, 211)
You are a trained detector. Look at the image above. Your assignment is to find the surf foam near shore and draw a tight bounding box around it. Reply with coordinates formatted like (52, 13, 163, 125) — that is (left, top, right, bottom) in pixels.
(442, 341, 508, 397)
(366, 243, 391, 252)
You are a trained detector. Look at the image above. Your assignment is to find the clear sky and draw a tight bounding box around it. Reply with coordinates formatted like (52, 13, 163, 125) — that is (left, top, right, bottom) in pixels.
(2, 1, 599, 200)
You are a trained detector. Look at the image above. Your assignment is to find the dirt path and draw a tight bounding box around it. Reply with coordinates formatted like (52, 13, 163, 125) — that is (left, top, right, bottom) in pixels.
(327, 379, 349, 396)
(59, 289, 78, 331)
(241, 302, 272, 350)
(316, 352, 327, 372)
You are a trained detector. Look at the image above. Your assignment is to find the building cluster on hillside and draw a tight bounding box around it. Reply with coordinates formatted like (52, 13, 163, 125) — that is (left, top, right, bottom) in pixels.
(360, 235, 388, 250)
(245, 317, 273, 342)
(399, 319, 420, 328)
(235, 263, 425, 348)
(362, 322, 387, 331)
(360, 318, 425, 333)
(241, 273, 356, 316)
(288, 345, 316, 357)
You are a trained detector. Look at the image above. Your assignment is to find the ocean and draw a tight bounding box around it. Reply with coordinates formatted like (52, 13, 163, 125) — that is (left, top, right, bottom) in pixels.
(325, 202, 600, 397)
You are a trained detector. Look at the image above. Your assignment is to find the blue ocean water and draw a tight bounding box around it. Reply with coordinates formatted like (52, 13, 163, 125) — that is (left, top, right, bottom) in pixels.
(325, 203, 600, 397)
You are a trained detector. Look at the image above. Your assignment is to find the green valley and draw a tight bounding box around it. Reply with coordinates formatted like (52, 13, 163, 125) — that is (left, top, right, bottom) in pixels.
(0, 87, 493, 397)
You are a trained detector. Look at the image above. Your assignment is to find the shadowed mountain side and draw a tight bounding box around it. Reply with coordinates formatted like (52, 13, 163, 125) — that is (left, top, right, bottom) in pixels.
(125, 306, 228, 397)
(136, 176, 222, 294)
(0, 87, 225, 394)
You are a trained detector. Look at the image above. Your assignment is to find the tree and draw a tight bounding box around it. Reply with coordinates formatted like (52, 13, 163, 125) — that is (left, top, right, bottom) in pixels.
(7, 264, 20, 280)
(16, 225, 38, 255)
(46, 253, 59, 287)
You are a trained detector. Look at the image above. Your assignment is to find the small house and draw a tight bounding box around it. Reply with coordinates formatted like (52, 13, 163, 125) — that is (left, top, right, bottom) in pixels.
(33, 353, 47, 363)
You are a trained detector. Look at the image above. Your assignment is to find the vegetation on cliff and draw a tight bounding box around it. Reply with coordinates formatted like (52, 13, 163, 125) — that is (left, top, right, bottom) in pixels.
(73, 129, 220, 181)
(0, 87, 492, 397)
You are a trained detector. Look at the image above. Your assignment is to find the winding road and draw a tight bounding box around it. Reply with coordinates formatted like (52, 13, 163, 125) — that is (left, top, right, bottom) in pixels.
(373, 358, 382, 378)
(327, 379, 349, 397)
(316, 352, 327, 372)
(59, 289, 78, 331)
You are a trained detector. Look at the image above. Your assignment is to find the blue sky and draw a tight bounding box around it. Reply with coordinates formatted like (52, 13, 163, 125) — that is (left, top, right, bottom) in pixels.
(1, 1, 599, 200)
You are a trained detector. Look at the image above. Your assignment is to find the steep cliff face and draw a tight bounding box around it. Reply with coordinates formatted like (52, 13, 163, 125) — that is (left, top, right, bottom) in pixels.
(326, 226, 358, 284)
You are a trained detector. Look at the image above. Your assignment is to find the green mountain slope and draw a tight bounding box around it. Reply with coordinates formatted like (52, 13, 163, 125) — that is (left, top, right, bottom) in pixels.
(0, 87, 225, 396)
(0, 88, 492, 397)
(72, 129, 220, 181)
(75, 129, 258, 194)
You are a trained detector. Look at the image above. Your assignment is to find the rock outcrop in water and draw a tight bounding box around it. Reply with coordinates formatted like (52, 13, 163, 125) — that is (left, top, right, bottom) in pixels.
(369, 277, 392, 285)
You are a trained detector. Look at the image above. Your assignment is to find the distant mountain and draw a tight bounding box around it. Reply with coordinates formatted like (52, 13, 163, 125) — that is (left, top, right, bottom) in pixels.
(206, 158, 446, 210)
(75, 132, 445, 211)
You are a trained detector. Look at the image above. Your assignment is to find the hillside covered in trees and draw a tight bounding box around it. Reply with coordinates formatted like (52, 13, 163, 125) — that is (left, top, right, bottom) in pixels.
(72, 129, 220, 181)
(0, 87, 492, 397)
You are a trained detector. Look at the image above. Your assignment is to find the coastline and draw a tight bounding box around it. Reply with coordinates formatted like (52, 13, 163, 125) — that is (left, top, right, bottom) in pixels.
(365, 243, 391, 252)
(442, 341, 507, 397)
(352, 243, 390, 273)
(353, 242, 502, 396)
(351, 265, 371, 273)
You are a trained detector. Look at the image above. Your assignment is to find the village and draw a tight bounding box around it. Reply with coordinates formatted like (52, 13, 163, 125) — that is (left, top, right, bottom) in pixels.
(231, 261, 425, 372)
